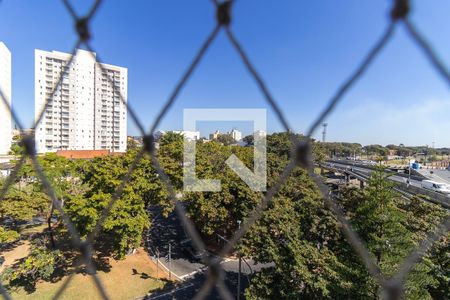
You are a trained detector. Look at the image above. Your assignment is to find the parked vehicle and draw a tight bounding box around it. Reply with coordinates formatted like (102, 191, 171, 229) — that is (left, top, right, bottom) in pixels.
(411, 162, 421, 170)
(180, 238, 206, 261)
(421, 180, 450, 194)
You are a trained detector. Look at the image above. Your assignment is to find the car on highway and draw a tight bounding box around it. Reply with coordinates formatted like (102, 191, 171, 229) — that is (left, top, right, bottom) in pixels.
(421, 180, 450, 195)
(180, 238, 206, 261)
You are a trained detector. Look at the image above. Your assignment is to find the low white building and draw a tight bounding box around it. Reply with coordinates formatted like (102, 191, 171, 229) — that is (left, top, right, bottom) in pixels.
(254, 130, 266, 138)
(0, 162, 13, 178)
(229, 129, 242, 141)
(209, 130, 220, 140)
(172, 130, 200, 141)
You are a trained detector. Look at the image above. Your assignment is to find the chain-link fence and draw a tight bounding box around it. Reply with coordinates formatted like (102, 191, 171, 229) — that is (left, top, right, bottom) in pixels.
(1, 0, 450, 299)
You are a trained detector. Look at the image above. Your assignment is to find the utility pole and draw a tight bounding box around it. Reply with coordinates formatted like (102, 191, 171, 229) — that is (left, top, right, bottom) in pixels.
(168, 243, 172, 280)
(322, 123, 328, 143)
(156, 249, 160, 278)
(407, 160, 411, 187)
(237, 220, 242, 300)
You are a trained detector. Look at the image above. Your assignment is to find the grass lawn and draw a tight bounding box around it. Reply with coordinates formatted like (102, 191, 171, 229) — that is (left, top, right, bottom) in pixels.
(7, 248, 170, 300)
(20, 223, 47, 235)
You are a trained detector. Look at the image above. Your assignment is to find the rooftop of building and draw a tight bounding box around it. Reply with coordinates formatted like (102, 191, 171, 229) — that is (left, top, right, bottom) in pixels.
(56, 149, 123, 160)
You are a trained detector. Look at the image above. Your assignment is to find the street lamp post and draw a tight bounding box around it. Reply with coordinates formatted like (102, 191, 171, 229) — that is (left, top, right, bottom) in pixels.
(237, 220, 242, 300)
(168, 243, 172, 280)
(407, 160, 411, 187)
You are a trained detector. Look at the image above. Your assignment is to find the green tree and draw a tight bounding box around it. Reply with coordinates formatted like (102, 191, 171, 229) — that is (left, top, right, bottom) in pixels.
(243, 159, 444, 299)
(242, 134, 254, 146)
(322, 142, 363, 158)
(0, 226, 20, 243)
(0, 187, 48, 223)
(217, 134, 236, 146)
(1, 239, 66, 292)
(184, 132, 331, 241)
(8, 135, 25, 156)
(243, 167, 356, 299)
(183, 132, 360, 298)
(31, 154, 77, 247)
(66, 149, 166, 258)
(158, 132, 184, 190)
(363, 144, 388, 157)
(184, 142, 259, 237)
(340, 169, 437, 299)
(400, 196, 449, 299)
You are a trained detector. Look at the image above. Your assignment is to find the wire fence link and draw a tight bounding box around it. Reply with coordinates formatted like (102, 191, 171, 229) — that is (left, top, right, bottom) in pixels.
(0, 0, 449, 299)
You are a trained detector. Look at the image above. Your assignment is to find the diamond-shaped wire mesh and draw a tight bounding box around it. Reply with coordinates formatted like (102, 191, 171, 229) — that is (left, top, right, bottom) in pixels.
(0, 0, 449, 299)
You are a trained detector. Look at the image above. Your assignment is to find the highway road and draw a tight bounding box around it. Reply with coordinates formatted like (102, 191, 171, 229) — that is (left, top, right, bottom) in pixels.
(325, 161, 450, 208)
(417, 168, 450, 185)
(326, 161, 423, 188)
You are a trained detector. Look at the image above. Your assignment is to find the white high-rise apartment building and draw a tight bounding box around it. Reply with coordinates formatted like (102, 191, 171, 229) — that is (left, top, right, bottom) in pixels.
(230, 129, 242, 141)
(0, 42, 12, 155)
(35, 49, 127, 153)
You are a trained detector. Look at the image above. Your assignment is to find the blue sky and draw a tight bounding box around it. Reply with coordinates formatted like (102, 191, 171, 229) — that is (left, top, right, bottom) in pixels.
(1, 1, 450, 146)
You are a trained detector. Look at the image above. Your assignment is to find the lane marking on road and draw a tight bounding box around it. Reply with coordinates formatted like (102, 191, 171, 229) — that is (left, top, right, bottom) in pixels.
(178, 257, 233, 280)
(431, 173, 450, 185)
(179, 267, 207, 280)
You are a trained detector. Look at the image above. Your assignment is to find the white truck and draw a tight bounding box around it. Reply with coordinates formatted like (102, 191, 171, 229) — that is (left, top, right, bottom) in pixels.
(421, 180, 450, 195)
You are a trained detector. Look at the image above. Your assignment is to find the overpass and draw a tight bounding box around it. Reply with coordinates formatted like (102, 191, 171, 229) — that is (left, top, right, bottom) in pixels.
(320, 161, 450, 210)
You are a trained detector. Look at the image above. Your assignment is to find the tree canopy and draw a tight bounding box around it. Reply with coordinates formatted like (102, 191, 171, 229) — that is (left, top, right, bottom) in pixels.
(1, 132, 448, 298)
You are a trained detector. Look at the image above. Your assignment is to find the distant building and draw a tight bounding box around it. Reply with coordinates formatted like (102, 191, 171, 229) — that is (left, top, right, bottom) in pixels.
(35, 48, 128, 153)
(172, 130, 200, 141)
(156, 130, 200, 141)
(153, 131, 165, 140)
(0, 162, 13, 177)
(254, 130, 266, 138)
(229, 129, 242, 141)
(12, 128, 35, 139)
(0, 42, 12, 155)
(127, 135, 143, 147)
(209, 130, 220, 140)
(427, 160, 450, 169)
(388, 149, 398, 156)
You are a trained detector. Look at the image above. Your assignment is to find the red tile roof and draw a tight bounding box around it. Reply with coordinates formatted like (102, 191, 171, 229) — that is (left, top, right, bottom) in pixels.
(56, 150, 113, 159)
